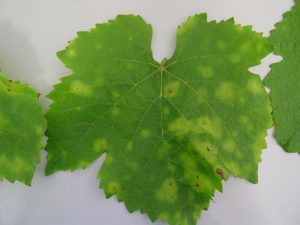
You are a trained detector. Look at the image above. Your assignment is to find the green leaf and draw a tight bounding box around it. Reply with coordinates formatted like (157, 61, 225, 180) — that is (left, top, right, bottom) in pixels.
(0, 72, 45, 185)
(264, 1, 300, 153)
(46, 14, 272, 225)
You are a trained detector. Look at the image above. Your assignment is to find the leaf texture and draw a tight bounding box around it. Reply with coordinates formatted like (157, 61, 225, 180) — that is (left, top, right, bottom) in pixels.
(265, 1, 300, 153)
(46, 14, 272, 225)
(0, 72, 45, 185)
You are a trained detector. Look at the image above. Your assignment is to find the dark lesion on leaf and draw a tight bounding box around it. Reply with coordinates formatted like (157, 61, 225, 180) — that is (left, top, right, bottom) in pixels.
(167, 88, 173, 94)
(216, 168, 224, 179)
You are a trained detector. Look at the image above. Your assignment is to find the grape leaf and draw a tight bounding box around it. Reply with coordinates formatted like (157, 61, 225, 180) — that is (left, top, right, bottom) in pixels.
(46, 14, 272, 225)
(264, 1, 300, 153)
(0, 72, 45, 185)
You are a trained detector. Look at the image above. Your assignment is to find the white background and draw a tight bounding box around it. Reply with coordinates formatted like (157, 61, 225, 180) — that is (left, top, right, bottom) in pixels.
(0, 0, 299, 225)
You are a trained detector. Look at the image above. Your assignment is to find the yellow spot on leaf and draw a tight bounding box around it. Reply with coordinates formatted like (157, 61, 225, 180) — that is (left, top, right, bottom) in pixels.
(105, 155, 113, 165)
(195, 116, 223, 139)
(168, 118, 191, 138)
(164, 81, 181, 98)
(70, 81, 92, 97)
(140, 129, 150, 138)
(217, 40, 226, 50)
(215, 82, 235, 100)
(111, 106, 120, 117)
(94, 138, 107, 153)
(126, 141, 133, 151)
(35, 126, 42, 135)
(198, 65, 214, 78)
(229, 53, 241, 64)
(66, 49, 76, 57)
(95, 43, 102, 50)
(156, 178, 177, 203)
(159, 212, 169, 221)
(223, 139, 235, 153)
(247, 78, 263, 94)
(107, 181, 120, 195)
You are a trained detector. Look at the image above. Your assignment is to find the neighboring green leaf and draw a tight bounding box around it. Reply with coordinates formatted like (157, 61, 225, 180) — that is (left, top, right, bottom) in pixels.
(46, 14, 271, 225)
(0, 72, 45, 185)
(264, 1, 300, 153)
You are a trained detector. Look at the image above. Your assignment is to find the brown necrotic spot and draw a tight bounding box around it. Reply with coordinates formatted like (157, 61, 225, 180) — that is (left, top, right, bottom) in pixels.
(216, 168, 224, 179)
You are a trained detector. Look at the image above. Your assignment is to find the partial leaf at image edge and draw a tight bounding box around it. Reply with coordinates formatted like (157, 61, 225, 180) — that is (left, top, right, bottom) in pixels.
(264, 0, 300, 153)
(46, 14, 272, 225)
(0, 72, 45, 185)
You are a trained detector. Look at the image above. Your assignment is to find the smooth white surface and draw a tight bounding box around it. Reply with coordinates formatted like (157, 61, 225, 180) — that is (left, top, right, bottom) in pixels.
(0, 0, 299, 225)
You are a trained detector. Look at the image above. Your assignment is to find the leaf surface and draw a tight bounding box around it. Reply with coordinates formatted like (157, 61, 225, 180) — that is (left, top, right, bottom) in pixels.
(265, 1, 300, 153)
(0, 72, 45, 185)
(46, 14, 271, 225)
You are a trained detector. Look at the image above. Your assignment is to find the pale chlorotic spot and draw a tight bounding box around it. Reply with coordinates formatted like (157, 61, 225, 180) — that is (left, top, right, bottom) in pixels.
(93, 138, 107, 152)
(238, 96, 246, 105)
(215, 82, 235, 101)
(193, 140, 216, 156)
(197, 65, 214, 78)
(35, 125, 43, 135)
(111, 106, 120, 117)
(164, 81, 181, 98)
(168, 118, 191, 138)
(191, 139, 225, 177)
(179, 153, 197, 171)
(70, 81, 93, 97)
(179, 153, 210, 193)
(155, 178, 177, 203)
(223, 139, 235, 153)
(217, 40, 226, 50)
(194, 116, 223, 139)
(178, 17, 197, 34)
(66, 48, 76, 57)
(107, 181, 120, 195)
(232, 130, 239, 137)
(226, 161, 240, 174)
(239, 115, 249, 124)
(112, 91, 120, 99)
(241, 163, 253, 176)
(239, 115, 254, 131)
(79, 160, 90, 168)
(240, 42, 251, 51)
(193, 208, 202, 220)
(95, 43, 102, 50)
(247, 78, 263, 94)
(0, 156, 32, 179)
(126, 141, 133, 151)
(159, 212, 169, 221)
(105, 155, 114, 165)
(140, 129, 151, 138)
(229, 53, 241, 64)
